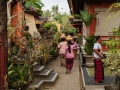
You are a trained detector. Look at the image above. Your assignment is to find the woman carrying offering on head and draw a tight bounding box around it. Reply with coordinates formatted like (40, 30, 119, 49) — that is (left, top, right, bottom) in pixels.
(58, 34, 67, 67)
(65, 35, 77, 74)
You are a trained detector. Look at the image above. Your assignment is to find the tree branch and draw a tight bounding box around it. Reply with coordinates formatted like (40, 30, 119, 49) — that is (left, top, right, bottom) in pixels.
(11, 10, 25, 19)
(7, 0, 13, 25)
(9, 23, 22, 36)
(7, 0, 26, 25)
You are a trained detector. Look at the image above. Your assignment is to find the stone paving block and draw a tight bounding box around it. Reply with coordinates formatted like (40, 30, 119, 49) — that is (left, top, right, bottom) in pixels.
(41, 57, 81, 90)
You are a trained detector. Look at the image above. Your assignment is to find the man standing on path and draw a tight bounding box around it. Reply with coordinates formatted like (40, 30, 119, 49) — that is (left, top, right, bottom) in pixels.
(93, 36, 104, 85)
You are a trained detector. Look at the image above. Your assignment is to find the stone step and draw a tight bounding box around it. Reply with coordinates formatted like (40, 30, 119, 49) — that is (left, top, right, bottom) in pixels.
(28, 78, 43, 90)
(34, 68, 53, 76)
(30, 62, 38, 68)
(28, 72, 58, 90)
(42, 72, 58, 83)
(33, 65, 45, 72)
(85, 86, 105, 90)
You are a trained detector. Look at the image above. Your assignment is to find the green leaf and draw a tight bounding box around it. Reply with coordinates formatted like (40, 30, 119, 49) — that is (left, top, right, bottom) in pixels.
(83, 35, 96, 55)
(104, 12, 115, 29)
(8, 70, 14, 76)
(34, 2, 42, 9)
(25, 1, 33, 8)
(8, 63, 13, 71)
(75, 10, 95, 27)
(37, 10, 42, 14)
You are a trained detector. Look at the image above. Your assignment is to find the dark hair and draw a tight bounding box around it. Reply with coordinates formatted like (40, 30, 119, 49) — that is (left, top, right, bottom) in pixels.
(73, 38, 76, 41)
(96, 36, 101, 41)
(61, 38, 65, 41)
(67, 41, 72, 53)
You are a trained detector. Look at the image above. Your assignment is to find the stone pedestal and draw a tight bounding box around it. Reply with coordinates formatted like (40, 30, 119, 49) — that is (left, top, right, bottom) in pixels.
(83, 55, 94, 68)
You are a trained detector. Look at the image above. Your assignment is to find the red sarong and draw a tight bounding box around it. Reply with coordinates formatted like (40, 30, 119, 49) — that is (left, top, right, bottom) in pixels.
(94, 58, 104, 82)
(66, 58, 74, 70)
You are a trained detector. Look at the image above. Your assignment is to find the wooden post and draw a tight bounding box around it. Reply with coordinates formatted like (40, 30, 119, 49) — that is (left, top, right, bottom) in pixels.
(0, 0, 7, 89)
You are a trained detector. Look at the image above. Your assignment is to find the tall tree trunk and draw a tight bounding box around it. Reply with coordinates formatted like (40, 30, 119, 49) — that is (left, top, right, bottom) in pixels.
(0, 0, 7, 90)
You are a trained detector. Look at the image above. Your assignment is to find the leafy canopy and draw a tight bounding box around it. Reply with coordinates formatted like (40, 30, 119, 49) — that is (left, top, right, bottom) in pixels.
(24, 0, 44, 14)
(43, 22, 58, 33)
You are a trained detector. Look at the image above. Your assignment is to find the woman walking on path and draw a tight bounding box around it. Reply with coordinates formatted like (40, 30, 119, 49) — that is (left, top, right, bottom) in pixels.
(93, 36, 104, 84)
(65, 35, 77, 74)
(58, 34, 67, 67)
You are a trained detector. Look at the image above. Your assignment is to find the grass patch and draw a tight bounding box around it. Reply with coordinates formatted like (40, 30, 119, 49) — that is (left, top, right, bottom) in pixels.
(86, 67, 115, 76)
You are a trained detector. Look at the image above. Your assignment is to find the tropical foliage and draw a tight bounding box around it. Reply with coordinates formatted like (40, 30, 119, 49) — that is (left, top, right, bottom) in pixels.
(8, 63, 33, 89)
(105, 37, 120, 52)
(42, 4, 74, 36)
(51, 5, 59, 15)
(43, 22, 58, 33)
(103, 52, 120, 74)
(24, 0, 44, 14)
(102, 27, 120, 74)
(63, 28, 77, 35)
(107, 2, 120, 16)
(83, 35, 96, 55)
(103, 2, 120, 75)
(104, 2, 120, 28)
(112, 25, 120, 38)
(42, 9, 52, 19)
(75, 10, 97, 27)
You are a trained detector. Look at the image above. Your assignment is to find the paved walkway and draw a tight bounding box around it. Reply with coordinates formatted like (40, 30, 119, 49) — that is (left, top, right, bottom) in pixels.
(42, 56, 81, 90)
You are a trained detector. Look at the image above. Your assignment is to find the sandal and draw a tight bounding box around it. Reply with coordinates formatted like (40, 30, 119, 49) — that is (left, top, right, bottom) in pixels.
(63, 64, 66, 67)
(66, 71, 69, 74)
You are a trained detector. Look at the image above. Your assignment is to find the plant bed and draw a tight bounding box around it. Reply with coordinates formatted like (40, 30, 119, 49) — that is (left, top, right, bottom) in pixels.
(86, 67, 115, 76)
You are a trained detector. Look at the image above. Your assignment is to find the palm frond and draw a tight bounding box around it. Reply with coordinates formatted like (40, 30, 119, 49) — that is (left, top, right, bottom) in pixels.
(107, 2, 120, 12)
(105, 2, 120, 29)
(75, 10, 96, 27)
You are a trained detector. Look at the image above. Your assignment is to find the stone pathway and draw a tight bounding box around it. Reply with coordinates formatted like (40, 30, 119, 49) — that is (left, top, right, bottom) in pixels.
(41, 56, 81, 90)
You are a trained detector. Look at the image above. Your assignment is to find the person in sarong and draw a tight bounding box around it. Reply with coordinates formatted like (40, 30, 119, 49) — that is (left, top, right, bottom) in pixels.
(58, 34, 67, 67)
(65, 35, 77, 74)
(93, 36, 104, 84)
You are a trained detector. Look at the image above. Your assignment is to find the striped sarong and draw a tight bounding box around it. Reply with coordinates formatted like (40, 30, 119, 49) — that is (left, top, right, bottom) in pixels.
(66, 58, 74, 70)
(94, 58, 104, 82)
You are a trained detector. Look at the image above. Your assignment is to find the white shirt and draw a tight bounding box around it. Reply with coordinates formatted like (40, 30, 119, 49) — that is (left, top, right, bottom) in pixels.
(93, 43, 102, 59)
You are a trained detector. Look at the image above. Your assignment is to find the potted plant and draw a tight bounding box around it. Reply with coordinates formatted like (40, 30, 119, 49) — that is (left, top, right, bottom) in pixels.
(83, 35, 96, 68)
